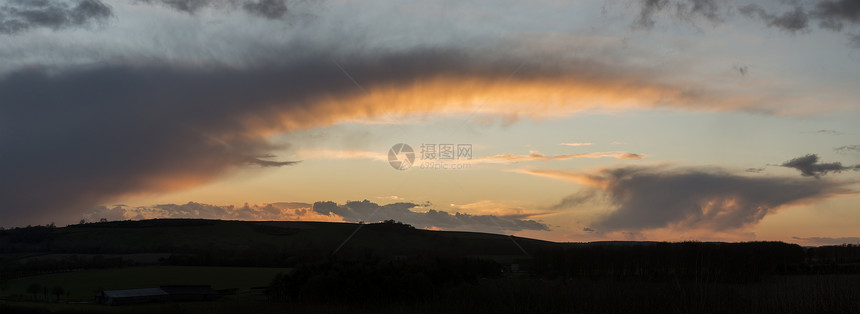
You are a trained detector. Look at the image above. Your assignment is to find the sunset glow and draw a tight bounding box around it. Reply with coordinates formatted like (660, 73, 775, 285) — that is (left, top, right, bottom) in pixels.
(2, 0, 860, 247)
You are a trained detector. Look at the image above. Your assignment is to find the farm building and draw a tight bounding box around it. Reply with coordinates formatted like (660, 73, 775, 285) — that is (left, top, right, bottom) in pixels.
(95, 288, 169, 305)
(96, 285, 220, 305)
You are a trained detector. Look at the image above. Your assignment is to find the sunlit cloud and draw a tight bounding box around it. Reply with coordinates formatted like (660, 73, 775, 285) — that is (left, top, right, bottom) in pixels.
(83, 201, 343, 223)
(294, 148, 644, 165)
(509, 168, 599, 184)
(313, 200, 549, 232)
(450, 200, 554, 219)
(559, 142, 593, 147)
(473, 151, 644, 164)
(296, 149, 387, 162)
(515, 164, 856, 232)
(3, 0, 860, 237)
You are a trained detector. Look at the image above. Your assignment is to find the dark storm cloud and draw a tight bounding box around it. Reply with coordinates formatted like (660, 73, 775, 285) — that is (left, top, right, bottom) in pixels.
(138, 0, 290, 19)
(0, 48, 583, 227)
(738, 0, 860, 35)
(312, 200, 549, 232)
(242, 0, 288, 19)
(2, 38, 733, 228)
(0, 60, 343, 227)
(567, 165, 850, 232)
(633, 0, 724, 29)
(631, 0, 860, 44)
(812, 0, 860, 31)
(739, 4, 809, 32)
(634, 0, 670, 29)
(136, 0, 214, 13)
(0, 0, 111, 35)
(780, 154, 860, 178)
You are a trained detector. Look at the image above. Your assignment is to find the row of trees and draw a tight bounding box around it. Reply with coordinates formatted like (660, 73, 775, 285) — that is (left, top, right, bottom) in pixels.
(3, 255, 130, 280)
(529, 241, 860, 283)
(263, 241, 860, 311)
(24, 283, 69, 302)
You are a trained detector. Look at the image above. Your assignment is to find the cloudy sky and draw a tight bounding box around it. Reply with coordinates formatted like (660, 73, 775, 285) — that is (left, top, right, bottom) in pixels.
(2, 0, 859, 245)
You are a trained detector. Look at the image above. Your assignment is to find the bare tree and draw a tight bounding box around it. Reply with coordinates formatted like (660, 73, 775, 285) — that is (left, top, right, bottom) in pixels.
(52, 286, 65, 301)
(26, 283, 41, 301)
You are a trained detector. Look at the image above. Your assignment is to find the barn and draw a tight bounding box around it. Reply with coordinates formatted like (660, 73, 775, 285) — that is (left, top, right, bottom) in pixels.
(95, 288, 169, 305)
(96, 285, 220, 305)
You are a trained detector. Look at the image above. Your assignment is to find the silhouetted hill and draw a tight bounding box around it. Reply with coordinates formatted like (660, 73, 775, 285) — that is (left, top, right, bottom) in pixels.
(2, 219, 859, 280)
(3, 219, 860, 313)
(0, 219, 549, 276)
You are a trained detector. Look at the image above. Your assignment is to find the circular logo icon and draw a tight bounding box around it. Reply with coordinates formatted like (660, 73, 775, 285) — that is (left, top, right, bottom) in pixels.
(388, 143, 415, 170)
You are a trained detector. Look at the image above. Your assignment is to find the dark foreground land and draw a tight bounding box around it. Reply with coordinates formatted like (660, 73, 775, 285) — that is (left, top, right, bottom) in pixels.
(1, 219, 859, 313)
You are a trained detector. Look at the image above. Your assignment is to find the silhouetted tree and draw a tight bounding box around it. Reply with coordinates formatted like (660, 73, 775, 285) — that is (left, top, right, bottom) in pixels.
(51, 286, 64, 301)
(26, 283, 41, 301)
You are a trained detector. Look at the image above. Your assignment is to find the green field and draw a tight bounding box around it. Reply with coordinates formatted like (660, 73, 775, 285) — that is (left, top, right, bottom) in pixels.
(2, 266, 291, 301)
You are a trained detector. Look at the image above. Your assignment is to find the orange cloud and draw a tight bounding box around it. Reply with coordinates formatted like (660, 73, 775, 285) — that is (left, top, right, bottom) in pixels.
(509, 168, 606, 186)
(88, 202, 346, 223)
(559, 142, 593, 147)
(296, 148, 388, 161)
(475, 151, 644, 164)
(261, 70, 782, 136)
(451, 200, 553, 219)
(0, 48, 806, 226)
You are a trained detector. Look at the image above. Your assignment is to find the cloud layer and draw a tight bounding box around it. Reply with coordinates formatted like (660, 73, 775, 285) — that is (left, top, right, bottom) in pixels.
(0, 0, 111, 34)
(523, 165, 852, 232)
(82, 201, 335, 222)
(312, 200, 549, 232)
(2, 0, 859, 229)
(474, 151, 644, 164)
(0, 43, 759, 227)
(633, 0, 860, 45)
(79, 199, 549, 233)
(136, 0, 291, 19)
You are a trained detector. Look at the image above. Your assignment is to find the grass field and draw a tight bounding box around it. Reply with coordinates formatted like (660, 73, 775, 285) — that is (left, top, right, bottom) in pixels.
(1, 266, 292, 301)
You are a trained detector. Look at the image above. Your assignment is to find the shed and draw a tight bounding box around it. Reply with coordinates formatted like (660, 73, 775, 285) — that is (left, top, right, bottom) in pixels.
(96, 288, 169, 305)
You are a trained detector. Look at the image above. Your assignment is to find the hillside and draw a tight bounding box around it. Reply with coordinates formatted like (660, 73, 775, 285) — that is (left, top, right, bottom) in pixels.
(2, 219, 860, 313)
(0, 219, 551, 272)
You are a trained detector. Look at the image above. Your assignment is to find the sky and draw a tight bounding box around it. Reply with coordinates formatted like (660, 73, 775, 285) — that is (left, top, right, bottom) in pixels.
(1, 0, 859, 245)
